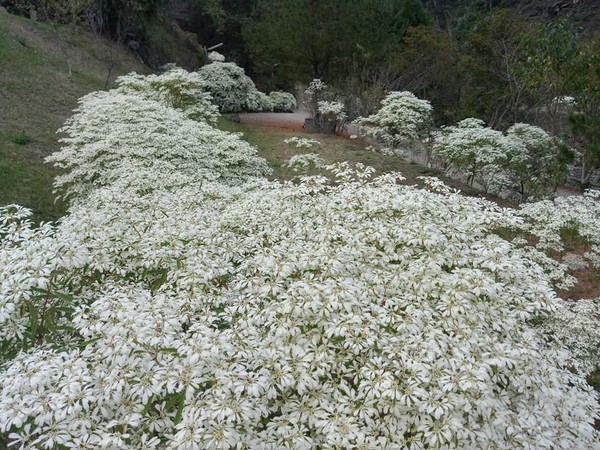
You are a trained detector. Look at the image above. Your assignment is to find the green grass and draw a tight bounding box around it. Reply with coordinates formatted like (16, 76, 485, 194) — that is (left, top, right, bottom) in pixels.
(0, 10, 149, 223)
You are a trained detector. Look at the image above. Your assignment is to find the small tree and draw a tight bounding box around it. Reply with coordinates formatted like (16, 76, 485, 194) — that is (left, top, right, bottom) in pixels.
(432, 118, 515, 191)
(355, 91, 433, 147)
(434, 119, 574, 200)
(506, 123, 574, 201)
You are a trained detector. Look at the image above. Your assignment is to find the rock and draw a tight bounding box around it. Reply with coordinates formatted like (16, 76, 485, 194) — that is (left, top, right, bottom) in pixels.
(127, 39, 141, 51)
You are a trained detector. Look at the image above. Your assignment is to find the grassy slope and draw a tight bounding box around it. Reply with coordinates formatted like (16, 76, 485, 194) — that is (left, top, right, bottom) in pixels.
(0, 10, 149, 223)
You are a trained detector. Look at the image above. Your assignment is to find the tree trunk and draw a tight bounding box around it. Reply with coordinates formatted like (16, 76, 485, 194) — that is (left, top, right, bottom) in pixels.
(428, 0, 447, 30)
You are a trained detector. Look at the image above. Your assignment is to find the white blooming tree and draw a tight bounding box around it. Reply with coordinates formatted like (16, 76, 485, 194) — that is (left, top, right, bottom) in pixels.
(196, 61, 263, 113)
(505, 123, 574, 201)
(355, 91, 433, 147)
(433, 119, 573, 200)
(432, 118, 520, 193)
(0, 68, 599, 449)
(302, 79, 328, 119)
(197, 61, 293, 114)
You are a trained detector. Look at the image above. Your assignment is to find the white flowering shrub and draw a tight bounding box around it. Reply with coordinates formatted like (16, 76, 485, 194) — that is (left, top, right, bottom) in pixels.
(317, 100, 347, 123)
(517, 189, 600, 254)
(1, 70, 600, 449)
(0, 205, 90, 362)
(355, 91, 433, 147)
(243, 90, 273, 112)
(540, 298, 600, 377)
(285, 153, 325, 172)
(197, 62, 258, 113)
(46, 86, 270, 202)
(283, 137, 321, 148)
(432, 118, 519, 193)
(303, 79, 328, 118)
(562, 253, 589, 270)
(2, 171, 600, 448)
(505, 123, 574, 201)
(116, 67, 219, 123)
(433, 120, 573, 201)
(269, 91, 297, 112)
(208, 51, 226, 62)
(507, 191, 600, 378)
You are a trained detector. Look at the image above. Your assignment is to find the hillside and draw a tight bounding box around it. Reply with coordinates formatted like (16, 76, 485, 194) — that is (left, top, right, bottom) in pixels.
(0, 9, 149, 222)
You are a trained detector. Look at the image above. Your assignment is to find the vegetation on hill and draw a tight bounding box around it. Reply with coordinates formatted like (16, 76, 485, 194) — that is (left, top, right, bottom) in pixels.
(0, 9, 149, 222)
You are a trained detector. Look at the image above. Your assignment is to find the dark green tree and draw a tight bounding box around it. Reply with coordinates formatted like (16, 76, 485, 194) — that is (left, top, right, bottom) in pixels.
(392, 25, 464, 124)
(461, 9, 532, 128)
(243, 0, 430, 85)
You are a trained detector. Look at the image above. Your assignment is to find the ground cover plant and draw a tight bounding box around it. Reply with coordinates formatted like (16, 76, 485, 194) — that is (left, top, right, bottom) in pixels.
(0, 68, 599, 449)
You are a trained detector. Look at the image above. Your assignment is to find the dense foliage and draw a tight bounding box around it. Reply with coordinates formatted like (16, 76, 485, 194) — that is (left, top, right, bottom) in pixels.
(0, 68, 599, 449)
(433, 119, 574, 200)
(356, 91, 433, 147)
(269, 91, 297, 113)
(196, 60, 295, 114)
(243, 0, 430, 83)
(46, 68, 269, 201)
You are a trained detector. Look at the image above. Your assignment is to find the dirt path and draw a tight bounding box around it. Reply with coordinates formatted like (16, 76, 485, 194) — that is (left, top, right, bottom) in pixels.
(237, 112, 309, 132)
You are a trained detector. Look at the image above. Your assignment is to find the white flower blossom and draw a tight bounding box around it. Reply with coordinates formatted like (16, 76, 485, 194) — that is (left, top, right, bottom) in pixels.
(355, 91, 433, 146)
(285, 153, 325, 172)
(283, 137, 321, 148)
(0, 68, 598, 449)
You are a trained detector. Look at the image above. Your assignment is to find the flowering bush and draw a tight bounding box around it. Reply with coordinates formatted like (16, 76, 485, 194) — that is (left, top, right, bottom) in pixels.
(433, 120, 574, 200)
(269, 91, 297, 112)
(303, 79, 328, 118)
(243, 90, 273, 112)
(432, 118, 516, 193)
(505, 123, 574, 201)
(540, 298, 600, 377)
(1, 171, 599, 448)
(208, 51, 226, 62)
(283, 137, 321, 148)
(355, 91, 433, 147)
(197, 62, 258, 113)
(117, 67, 219, 123)
(45, 70, 271, 203)
(517, 189, 600, 254)
(285, 153, 325, 172)
(317, 100, 347, 124)
(1, 70, 599, 449)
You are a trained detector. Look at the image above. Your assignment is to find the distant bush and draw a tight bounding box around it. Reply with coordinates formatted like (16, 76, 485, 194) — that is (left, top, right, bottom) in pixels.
(355, 91, 433, 146)
(197, 62, 257, 113)
(243, 90, 273, 112)
(269, 91, 296, 112)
